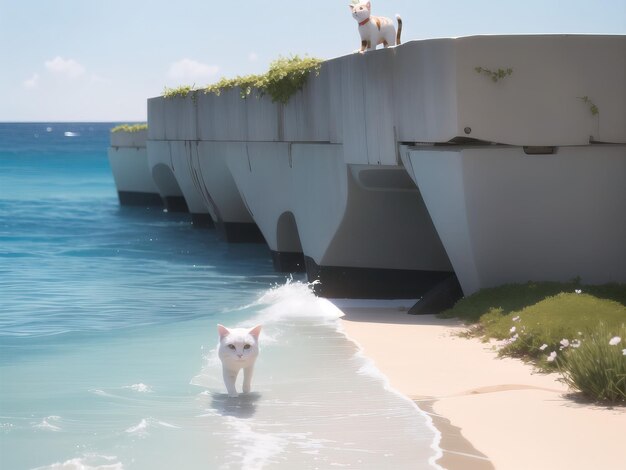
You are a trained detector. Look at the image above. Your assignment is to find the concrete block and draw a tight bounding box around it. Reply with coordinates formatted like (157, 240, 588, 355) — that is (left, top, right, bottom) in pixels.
(110, 129, 147, 148)
(246, 93, 280, 141)
(147, 97, 166, 141)
(169, 140, 210, 214)
(403, 144, 626, 295)
(197, 89, 247, 141)
(193, 141, 254, 223)
(282, 67, 331, 142)
(108, 147, 158, 193)
(163, 94, 197, 141)
(394, 35, 626, 145)
(146, 140, 183, 197)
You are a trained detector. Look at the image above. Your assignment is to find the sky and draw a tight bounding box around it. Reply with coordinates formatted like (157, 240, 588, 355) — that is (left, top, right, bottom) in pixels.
(1, 0, 624, 122)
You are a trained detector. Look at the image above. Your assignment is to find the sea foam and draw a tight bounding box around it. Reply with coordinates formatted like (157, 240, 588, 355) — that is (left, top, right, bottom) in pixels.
(33, 454, 123, 470)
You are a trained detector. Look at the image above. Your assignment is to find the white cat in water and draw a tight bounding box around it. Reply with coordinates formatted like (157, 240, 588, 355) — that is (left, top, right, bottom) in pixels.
(217, 324, 262, 398)
(349, 1, 402, 53)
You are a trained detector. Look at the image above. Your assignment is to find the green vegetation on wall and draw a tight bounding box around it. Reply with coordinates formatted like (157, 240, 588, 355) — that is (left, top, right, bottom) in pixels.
(474, 66, 513, 82)
(162, 85, 197, 99)
(111, 123, 148, 133)
(577, 96, 600, 116)
(163, 55, 323, 104)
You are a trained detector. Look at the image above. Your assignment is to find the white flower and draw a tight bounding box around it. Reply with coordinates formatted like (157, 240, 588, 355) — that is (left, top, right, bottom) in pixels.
(575, 289, 582, 294)
(512, 316, 520, 322)
(547, 351, 557, 362)
(510, 326, 516, 334)
(571, 340, 581, 348)
(539, 344, 548, 351)
(560, 339, 570, 348)
(609, 336, 621, 346)
(578, 332, 582, 336)
(511, 334, 519, 341)
(622, 349, 626, 356)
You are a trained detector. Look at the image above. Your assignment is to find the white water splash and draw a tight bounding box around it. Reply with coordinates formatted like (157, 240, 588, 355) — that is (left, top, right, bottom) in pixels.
(125, 418, 180, 436)
(225, 418, 287, 469)
(34, 416, 62, 432)
(33, 454, 123, 470)
(248, 280, 343, 326)
(123, 383, 152, 393)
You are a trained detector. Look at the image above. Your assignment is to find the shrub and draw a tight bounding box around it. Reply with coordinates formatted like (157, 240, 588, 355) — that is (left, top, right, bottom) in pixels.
(261, 55, 322, 104)
(162, 85, 197, 99)
(164, 55, 323, 104)
(484, 293, 625, 359)
(441, 282, 626, 403)
(111, 123, 148, 133)
(558, 324, 626, 403)
(203, 74, 263, 99)
(440, 281, 626, 323)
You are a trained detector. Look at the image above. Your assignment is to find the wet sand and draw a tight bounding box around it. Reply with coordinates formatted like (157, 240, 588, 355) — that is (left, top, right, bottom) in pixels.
(336, 304, 626, 470)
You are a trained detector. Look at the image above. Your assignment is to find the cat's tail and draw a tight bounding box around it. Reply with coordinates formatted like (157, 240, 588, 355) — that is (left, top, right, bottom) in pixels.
(396, 14, 403, 45)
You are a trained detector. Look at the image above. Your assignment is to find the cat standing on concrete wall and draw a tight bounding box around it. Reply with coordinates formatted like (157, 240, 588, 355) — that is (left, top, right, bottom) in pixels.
(349, 1, 402, 53)
(217, 324, 262, 397)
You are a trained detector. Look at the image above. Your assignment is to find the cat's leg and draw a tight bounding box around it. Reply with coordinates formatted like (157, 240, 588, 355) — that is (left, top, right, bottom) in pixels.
(366, 40, 375, 51)
(385, 29, 397, 47)
(242, 366, 254, 394)
(222, 367, 239, 398)
(357, 39, 368, 53)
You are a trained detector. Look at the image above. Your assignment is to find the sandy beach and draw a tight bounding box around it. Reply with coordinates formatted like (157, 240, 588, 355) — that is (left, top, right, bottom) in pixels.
(336, 302, 626, 470)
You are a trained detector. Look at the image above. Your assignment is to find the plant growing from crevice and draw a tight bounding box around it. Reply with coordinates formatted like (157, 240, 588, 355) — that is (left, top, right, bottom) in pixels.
(111, 123, 148, 133)
(474, 66, 513, 82)
(577, 96, 599, 116)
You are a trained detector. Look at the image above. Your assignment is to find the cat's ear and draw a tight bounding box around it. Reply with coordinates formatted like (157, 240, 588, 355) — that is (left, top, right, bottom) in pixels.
(365, 1, 371, 10)
(248, 325, 262, 340)
(217, 324, 230, 339)
(349, 4, 355, 11)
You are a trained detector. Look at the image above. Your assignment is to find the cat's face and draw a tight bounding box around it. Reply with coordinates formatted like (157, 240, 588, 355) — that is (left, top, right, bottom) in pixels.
(217, 324, 261, 366)
(349, 1, 371, 22)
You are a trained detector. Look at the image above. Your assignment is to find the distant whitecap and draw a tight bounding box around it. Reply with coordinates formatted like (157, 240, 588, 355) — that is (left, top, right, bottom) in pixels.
(34, 416, 62, 432)
(64, 131, 80, 137)
(124, 383, 152, 393)
(125, 418, 148, 435)
(124, 418, 179, 436)
(46, 127, 52, 132)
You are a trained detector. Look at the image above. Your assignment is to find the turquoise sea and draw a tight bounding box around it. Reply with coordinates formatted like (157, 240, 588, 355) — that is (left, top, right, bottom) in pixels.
(0, 123, 440, 469)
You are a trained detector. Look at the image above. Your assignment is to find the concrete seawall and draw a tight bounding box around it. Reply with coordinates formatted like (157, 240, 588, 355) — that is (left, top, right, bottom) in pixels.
(112, 34, 626, 298)
(108, 129, 162, 207)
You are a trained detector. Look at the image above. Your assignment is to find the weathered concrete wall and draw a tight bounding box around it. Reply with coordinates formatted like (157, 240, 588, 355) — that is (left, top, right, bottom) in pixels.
(402, 144, 626, 295)
(143, 34, 626, 297)
(145, 140, 188, 213)
(108, 130, 162, 206)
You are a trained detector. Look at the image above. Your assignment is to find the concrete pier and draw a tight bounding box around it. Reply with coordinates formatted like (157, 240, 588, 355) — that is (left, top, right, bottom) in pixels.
(108, 129, 162, 207)
(138, 34, 625, 298)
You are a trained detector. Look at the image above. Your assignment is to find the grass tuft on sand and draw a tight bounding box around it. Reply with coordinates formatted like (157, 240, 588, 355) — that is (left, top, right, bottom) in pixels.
(441, 281, 626, 403)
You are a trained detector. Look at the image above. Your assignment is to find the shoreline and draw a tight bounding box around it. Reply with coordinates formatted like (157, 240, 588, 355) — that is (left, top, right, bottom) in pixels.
(334, 302, 626, 470)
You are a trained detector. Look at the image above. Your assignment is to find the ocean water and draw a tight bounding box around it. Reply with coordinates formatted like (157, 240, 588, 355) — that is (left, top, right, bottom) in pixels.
(0, 123, 440, 469)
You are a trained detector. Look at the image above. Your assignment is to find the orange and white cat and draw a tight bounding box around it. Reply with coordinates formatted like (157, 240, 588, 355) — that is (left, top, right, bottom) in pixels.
(349, 1, 402, 53)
